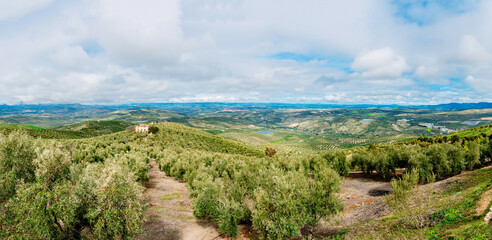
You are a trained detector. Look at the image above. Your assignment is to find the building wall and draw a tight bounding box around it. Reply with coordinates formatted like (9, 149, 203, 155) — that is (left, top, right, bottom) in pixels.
(135, 124, 149, 132)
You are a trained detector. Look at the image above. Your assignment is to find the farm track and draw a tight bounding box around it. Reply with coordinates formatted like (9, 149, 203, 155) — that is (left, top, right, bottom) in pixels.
(315, 176, 392, 236)
(137, 159, 224, 240)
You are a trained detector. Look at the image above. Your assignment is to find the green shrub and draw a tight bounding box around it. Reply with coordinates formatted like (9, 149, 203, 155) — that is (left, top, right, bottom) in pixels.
(464, 141, 480, 170)
(251, 168, 342, 239)
(252, 171, 310, 240)
(82, 159, 144, 239)
(0, 131, 146, 239)
(0, 131, 37, 200)
(2, 182, 82, 239)
(148, 125, 159, 134)
(387, 170, 419, 205)
(217, 198, 244, 238)
(322, 150, 350, 177)
(192, 173, 223, 220)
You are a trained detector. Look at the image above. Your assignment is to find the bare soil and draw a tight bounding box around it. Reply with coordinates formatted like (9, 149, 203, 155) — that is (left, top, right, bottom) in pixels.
(477, 188, 492, 215)
(313, 175, 392, 237)
(476, 168, 492, 216)
(137, 159, 224, 240)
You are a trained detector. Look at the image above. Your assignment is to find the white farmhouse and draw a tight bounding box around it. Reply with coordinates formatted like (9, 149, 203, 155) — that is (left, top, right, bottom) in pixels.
(135, 124, 149, 133)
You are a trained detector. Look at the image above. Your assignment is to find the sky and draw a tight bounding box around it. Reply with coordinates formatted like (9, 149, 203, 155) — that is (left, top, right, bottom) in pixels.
(0, 0, 491, 105)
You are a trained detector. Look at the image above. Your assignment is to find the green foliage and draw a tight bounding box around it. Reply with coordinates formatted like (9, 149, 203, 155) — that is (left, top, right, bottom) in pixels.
(0, 131, 146, 239)
(464, 140, 480, 170)
(0, 131, 37, 200)
(191, 173, 223, 220)
(150, 123, 343, 239)
(387, 170, 419, 204)
(351, 131, 491, 183)
(252, 171, 310, 240)
(0, 125, 91, 139)
(148, 125, 159, 134)
(321, 150, 350, 177)
(82, 160, 144, 239)
(4, 120, 490, 239)
(55, 120, 133, 136)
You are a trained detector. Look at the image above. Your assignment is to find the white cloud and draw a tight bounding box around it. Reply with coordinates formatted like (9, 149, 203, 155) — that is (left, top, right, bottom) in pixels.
(465, 75, 492, 93)
(94, 0, 184, 65)
(323, 93, 345, 102)
(0, 0, 54, 22)
(415, 65, 439, 78)
(457, 35, 492, 64)
(0, 0, 492, 104)
(351, 47, 410, 79)
(169, 95, 259, 103)
(50, 45, 92, 70)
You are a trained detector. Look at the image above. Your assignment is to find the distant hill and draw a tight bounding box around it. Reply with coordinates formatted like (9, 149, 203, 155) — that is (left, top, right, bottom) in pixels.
(420, 102, 492, 110)
(0, 125, 91, 139)
(153, 122, 264, 157)
(0, 120, 132, 139)
(54, 120, 132, 136)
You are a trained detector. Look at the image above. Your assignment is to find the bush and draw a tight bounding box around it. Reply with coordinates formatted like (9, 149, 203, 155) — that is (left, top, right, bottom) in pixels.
(0, 131, 37, 201)
(82, 160, 144, 239)
(192, 173, 223, 220)
(321, 151, 350, 177)
(252, 168, 342, 239)
(265, 147, 277, 157)
(0, 131, 146, 239)
(252, 171, 310, 240)
(217, 198, 244, 238)
(465, 140, 480, 170)
(387, 170, 419, 204)
(148, 125, 159, 134)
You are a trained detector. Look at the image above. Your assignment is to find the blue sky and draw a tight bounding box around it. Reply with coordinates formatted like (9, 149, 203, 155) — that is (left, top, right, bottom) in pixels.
(0, 0, 491, 105)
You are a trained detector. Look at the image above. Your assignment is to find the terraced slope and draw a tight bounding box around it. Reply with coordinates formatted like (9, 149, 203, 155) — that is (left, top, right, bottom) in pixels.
(54, 120, 132, 136)
(0, 125, 91, 139)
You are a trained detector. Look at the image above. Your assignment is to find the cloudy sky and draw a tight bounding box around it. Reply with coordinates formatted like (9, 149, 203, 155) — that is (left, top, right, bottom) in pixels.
(0, 0, 491, 105)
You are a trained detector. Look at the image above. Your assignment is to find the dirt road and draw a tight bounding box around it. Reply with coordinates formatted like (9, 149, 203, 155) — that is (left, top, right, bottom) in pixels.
(137, 159, 224, 240)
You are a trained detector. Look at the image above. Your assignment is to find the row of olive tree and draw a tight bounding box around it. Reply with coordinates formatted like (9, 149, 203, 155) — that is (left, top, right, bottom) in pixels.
(154, 144, 344, 239)
(0, 130, 148, 239)
(351, 134, 491, 182)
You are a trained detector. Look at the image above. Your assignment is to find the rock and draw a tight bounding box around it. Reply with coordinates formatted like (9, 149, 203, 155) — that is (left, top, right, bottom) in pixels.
(485, 210, 492, 231)
(486, 211, 492, 222)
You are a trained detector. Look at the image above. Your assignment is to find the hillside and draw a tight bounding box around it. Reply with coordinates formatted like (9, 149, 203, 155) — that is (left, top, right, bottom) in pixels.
(0, 120, 132, 139)
(327, 165, 492, 239)
(2, 121, 492, 239)
(0, 124, 91, 139)
(54, 120, 132, 136)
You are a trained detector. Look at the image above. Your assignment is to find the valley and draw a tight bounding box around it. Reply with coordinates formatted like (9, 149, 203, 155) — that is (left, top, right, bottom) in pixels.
(1, 103, 492, 239)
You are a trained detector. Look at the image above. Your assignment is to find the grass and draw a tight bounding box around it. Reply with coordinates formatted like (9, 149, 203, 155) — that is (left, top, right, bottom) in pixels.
(161, 193, 182, 201)
(20, 125, 43, 129)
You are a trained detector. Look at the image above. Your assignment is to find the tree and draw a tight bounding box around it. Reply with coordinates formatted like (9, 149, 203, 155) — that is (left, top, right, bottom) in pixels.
(148, 125, 159, 134)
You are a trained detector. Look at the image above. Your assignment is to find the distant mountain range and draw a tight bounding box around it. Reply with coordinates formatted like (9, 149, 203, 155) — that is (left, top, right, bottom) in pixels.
(418, 102, 492, 109)
(1, 102, 492, 115)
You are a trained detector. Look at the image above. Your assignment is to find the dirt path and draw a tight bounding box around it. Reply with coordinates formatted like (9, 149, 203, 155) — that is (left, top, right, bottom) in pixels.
(315, 176, 391, 236)
(338, 177, 392, 226)
(137, 159, 224, 240)
(475, 166, 492, 216)
(476, 188, 492, 215)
